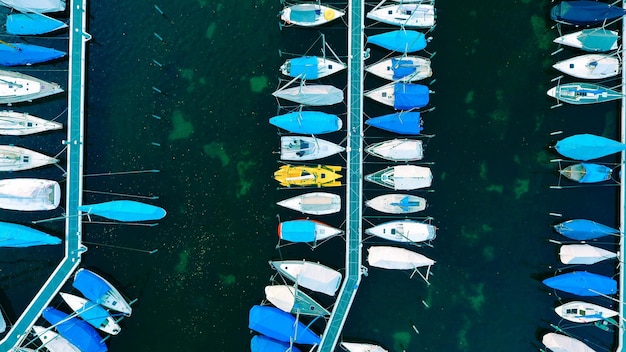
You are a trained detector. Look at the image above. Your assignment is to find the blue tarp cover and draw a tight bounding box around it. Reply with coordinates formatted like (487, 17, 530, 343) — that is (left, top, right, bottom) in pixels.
(578, 163, 612, 183)
(551, 1, 626, 26)
(0, 43, 65, 66)
(368, 30, 426, 53)
(391, 58, 417, 79)
(288, 57, 318, 79)
(248, 305, 321, 345)
(78, 200, 167, 222)
(280, 220, 316, 242)
(0, 222, 60, 247)
(542, 271, 617, 296)
(251, 335, 302, 352)
(366, 112, 423, 135)
(42, 307, 108, 352)
(77, 300, 110, 328)
(269, 111, 341, 134)
(73, 269, 112, 305)
(6, 13, 66, 35)
(554, 219, 619, 241)
(394, 83, 429, 110)
(555, 133, 626, 161)
(290, 7, 317, 23)
(578, 29, 619, 52)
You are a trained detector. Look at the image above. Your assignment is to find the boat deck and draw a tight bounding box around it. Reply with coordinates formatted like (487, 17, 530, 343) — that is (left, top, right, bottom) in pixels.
(317, 0, 364, 350)
(0, 1, 88, 349)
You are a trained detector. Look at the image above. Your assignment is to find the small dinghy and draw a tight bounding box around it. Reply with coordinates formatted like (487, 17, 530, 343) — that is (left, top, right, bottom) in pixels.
(73, 268, 132, 316)
(554, 133, 626, 161)
(269, 260, 342, 296)
(272, 81, 344, 106)
(248, 305, 320, 345)
(542, 332, 596, 352)
(366, 219, 435, 243)
(0, 145, 58, 171)
(0, 69, 64, 104)
(278, 219, 343, 245)
(280, 136, 344, 161)
(554, 301, 618, 323)
(365, 165, 433, 190)
(32, 325, 81, 352)
(279, 3, 345, 27)
(42, 307, 108, 352)
(366, 138, 424, 161)
(542, 271, 617, 297)
(270, 111, 342, 134)
(0, 221, 60, 247)
(365, 82, 430, 110)
(0, 43, 66, 66)
(59, 293, 121, 335)
(6, 12, 68, 35)
(553, 28, 619, 52)
(366, 194, 426, 214)
(365, 55, 432, 82)
(277, 192, 341, 215)
(366, 111, 423, 135)
(552, 54, 620, 80)
(550, 1, 626, 26)
(368, 30, 427, 52)
(0, 110, 62, 135)
(559, 162, 612, 183)
(274, 164, 342, 188)
(341, 342, 388, 352)
(554, 219, 619, 240)
(0, 178, 60, 211)
(559, 244, 617, 265)
(265, 285, 330, 317)
(251, 335, 302, 352)
(547, 82, 622, 105)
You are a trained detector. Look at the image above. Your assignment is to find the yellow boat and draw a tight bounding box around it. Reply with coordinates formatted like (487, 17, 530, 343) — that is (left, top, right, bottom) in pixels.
(274, 165, 342, 187)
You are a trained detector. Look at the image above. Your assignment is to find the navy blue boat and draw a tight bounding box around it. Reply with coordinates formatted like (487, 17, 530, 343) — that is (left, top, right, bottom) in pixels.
(0, 43, 66, 66)
(554, 219, 619, 240)
(551, 1, 626, 26)
(42, 307, 108, 352)
(248, 305, 321, 345)
(366, 112, 423, 135)
(251, 335, 302, 352)
(542, 271, 617, 297)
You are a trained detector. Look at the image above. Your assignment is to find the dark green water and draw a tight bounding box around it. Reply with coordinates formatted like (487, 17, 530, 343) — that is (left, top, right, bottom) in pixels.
(0, 0, 623, 351)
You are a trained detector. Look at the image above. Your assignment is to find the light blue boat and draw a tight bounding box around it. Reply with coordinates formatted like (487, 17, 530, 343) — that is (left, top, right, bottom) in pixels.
(366, 112, 423, 135)
(42, 307, 108, 352)
(78, 200, 167, 222)
(559, 162, 612, 183)
(542, 271, 617, 297)
(554, 219, 619, 240)
(251, 335, 302, 352)
(0, 43, 65, 66)
(368, 30, 427, 52)
(278, 219, 342, 243)
(6, 13, 68, 35)
(555, 134, 626, 161)
(270, 111, 342, 134)
(248, 305, 321, 345)
(0, 222, 60, 247)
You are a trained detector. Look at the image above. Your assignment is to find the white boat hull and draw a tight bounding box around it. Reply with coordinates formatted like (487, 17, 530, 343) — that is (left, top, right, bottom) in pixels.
(367, 246, 435, 270)
(341, 342, 388, 352)
(0, 145, 58, 171)
(553, 54, 620, 80)
(554, 301, 618, 323)
(366, 220, 435, 243)
(365, 164, 433, 190)
(59, 292, 121, 335)
(277, 192, 341, 215)
(366, 194, 426, 214)
(364, 84, 396, 107)
(366, 138, 423, 161)
(280, 136, 344, 161)
(367, 4, 435, 28)
(0, 110, 62, 135)
(280, 4, 345, 27)
(264, 285, 330, 317)
(365, 55, 432, 82)
(542, 332, 596, 352)
(269, 260, 342, 296)
(0, 70, 63, 104)
(559, 244, 617, 265)
(32, 325, 81, 352)
(553, 29, 619, 52)
(0, 178, 60, 211)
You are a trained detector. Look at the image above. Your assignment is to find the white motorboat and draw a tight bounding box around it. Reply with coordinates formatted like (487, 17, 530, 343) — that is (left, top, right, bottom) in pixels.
(366, 194, 426, 214)
(366, 220, 435, 243)
(365, 55, 432, 82)
(366, 139, 424, 161)
(280, 136, 344, 161)
(264, 285, 330, 317)
(0, 145, 58, 171)
(59, 292, 121, 335)
(277, 192, 341, 215)
(280, 3, 345, 27)
(553, 28, 619, 52)
(552, 54, 620, 80)
(32, 325, 81, 352)
(367, 1, 435, 28)
(0, 110, 62, 135)
(554, 301, 618, 323)
(341, 342, 388, 352)
(0, 69, 63, 104)
(542, 332, 596, 352)
(0, 178, 60, 211)
(559, 244, 617, 265)
(365, 165, 433, 190)
(278, 219, 343, 244)
(269, 260, 342, 296)
(0, 0, 66, 13)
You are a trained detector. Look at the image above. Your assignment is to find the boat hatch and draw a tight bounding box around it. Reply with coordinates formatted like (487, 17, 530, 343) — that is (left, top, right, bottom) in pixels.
(566, 308, 579, 314)
(382, 92, 387, 97)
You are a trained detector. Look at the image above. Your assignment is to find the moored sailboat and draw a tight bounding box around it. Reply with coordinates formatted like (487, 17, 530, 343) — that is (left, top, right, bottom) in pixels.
(366, 111, 423, 135)
(0, 110, 62, 135)
(278, 219, 343, 244)
(280, 136, 344, 161)
(368, 30, 427, 53)
(366, 194, 426, 214)
(279, 3, 345, 27)
(542, 271, 617, 296)
(72, 268, 133, 316)
(559, 244, 617, 265)
(58, 292, 121, 335)
(366, 1, 435, 28)
(365, 82, 430, 110)
(0, 69, 64, 104)
(554, 219, 619, 240)
(553, 28, 619, 52)
(365, 55, 432, 82)
(365, 164, 432, 190)
(277, 192, 341, 215)
(554, 301, 618, 323)
(547, 82, 621, 105)
(0, 43, 66, 66)
(365, 219, 435, 243)
(264, 285, 330, 317)
(0, 178, 60, 211)
(0, 145, 58, 171)
(6, 12, 68, 35)
(552, 54, 620, 80)
(365, 138, 424, 161)
(542, 332, 596, 352)
(42, 307, 108, 352)
(248, 305, 321, 345)
(269, 260, 342, 296)
(270, 111, 342, 134)
(554, 133, 626, 161)
(32, 325, 81, 352)
(559, 162, 612, 184)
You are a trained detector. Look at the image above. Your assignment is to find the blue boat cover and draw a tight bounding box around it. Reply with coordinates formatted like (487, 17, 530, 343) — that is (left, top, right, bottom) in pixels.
(280, 220, 316, 243)
(76, 300, 110, 329)
(555, 134, 626, 161)
(251, 335, 302, 352)
(391, 58, 417, 79)
(290, 7, 318, 23)
(6, 13, 67, 35)
(577, 163, 612, 183)
(42, 307, 108, 352)
(394, 83, 429, 110)
(391, 196, 420, 212)
(366, 112, 423, 135)
(542, 271, 617, 296)
(578, 29, 619, 52)
(554, 219, 619, 240)
(368, 30, 426, 53)
(78, 200, 167, 222)
(0, 43, 66, 66)
(0, 222, 60, 247)
(288, 57, 318, 79)
(551, 1, 626, 26)
(269, 111, 341, 134)
(248, 305, 321, 345)
(73, 269, 111, 306)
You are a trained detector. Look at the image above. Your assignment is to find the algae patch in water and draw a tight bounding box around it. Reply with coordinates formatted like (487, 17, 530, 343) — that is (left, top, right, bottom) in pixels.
(392, 331, 411, 351)
(250, 76, 269, 93)
(175, 249, 190, 273)
(168, 110, 194, 141)
(203, 142, 230, 166)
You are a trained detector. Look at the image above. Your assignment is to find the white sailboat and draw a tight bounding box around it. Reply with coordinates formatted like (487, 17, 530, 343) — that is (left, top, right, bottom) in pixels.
(367, 246, 435, 282)
(264, 285, 330, 317)
(0, 111, 62, 135)
(365, 55, 432, 82)
(365, 220, 436, 243)
(269, 260, 342, 296)
(31, 325, 81, 352)
(365, 139, 424, 161)
(552, 54, 620, 80)
(553, 28, 619, 52)
(559, 244, 617, 265)
(366, 194, 426, 214)
(278, 219, 343, 245)
(59, 292, 121, 335)
(366, 0, 435, 28)
(0, 145, 58, 171)
(280, 136, 345, 161)
(541, 332, 596, 352)
(280, 34, 346, 79)
(272, 77, 343, 106)
(0, 178, 60, 211)
(554, 301, 618, 323)
(279, 3, 345, 27)
(277, 192, 341, 215)
(365, 165, 433, 190)
(0, 70, 63, 104)
(341, 342, 388, 352)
